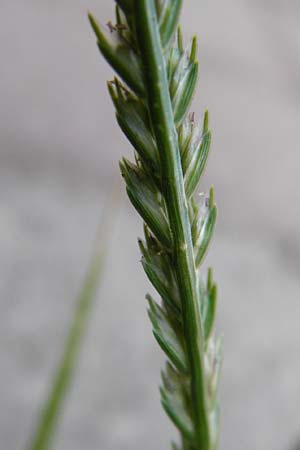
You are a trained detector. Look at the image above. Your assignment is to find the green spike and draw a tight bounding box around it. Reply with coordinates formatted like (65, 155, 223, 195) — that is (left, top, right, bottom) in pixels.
(89, 1, 220, 448)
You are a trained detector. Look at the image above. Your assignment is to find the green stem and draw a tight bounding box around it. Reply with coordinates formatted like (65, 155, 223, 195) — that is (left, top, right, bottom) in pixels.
(134, 1, 210, 449)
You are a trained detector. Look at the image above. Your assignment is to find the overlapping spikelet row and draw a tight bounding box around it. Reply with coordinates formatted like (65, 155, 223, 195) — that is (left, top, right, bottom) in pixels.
(89, 2, 222, 449)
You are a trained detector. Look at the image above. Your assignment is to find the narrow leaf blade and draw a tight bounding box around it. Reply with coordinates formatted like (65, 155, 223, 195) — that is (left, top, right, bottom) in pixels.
(27, 186, 118, 450)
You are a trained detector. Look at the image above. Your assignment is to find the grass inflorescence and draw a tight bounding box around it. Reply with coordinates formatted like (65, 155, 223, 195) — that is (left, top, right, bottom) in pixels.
(89, 2, 222, 449)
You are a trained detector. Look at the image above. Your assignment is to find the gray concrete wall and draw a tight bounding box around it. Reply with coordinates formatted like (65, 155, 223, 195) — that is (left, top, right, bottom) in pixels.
(1, 1, 300, 449)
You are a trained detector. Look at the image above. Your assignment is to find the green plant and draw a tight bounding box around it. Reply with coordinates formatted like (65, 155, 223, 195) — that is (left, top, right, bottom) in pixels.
(27, 188, 118, 450)
(89, 1, 221, 449)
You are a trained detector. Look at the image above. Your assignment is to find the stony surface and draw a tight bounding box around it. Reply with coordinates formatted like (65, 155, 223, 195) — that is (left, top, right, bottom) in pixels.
(1, 1, 300, 450)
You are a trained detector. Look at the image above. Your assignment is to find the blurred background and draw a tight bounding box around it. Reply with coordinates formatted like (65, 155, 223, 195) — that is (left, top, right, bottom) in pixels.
(1, 0, 300, 449)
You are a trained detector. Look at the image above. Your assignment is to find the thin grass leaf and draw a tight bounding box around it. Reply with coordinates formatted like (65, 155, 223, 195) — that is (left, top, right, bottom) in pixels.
(27, 185, 119, 450)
